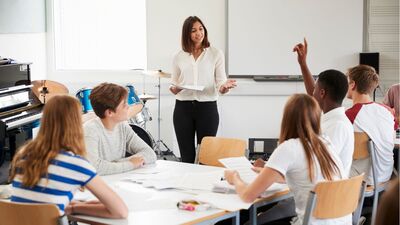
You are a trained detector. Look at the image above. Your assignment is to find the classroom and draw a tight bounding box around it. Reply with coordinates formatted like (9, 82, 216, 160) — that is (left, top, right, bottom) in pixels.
(0, 0, 398, 225)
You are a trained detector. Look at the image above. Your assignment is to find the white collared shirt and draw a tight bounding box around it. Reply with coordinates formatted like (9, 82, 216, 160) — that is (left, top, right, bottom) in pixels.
(171, 46, 227, 101)
(321, 107, 354, 176)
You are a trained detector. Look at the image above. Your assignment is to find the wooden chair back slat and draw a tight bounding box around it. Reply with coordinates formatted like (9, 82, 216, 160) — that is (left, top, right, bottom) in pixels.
(312, 174, 364, 219)
(198, 137, 246, 167)
(0, 201, 61, 225)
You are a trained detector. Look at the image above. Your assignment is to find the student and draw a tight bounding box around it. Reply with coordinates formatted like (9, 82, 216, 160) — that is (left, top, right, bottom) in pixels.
(169, 16, 236, 163)
(383, 83, 400, 123)
(10, 95, 128, 218)
(346, 65, 396, 183)
(293, 38, 354, 175)
(225, 94, 347, 225)
(85, 83, 156, 175)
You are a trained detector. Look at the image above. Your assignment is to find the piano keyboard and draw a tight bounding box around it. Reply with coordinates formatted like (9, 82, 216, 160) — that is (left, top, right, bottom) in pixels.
(2, 111, 42, 130)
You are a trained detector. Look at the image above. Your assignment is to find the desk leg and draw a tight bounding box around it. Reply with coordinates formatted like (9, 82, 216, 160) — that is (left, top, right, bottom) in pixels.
(249, 205, 257, 225)
(231, 211, 240, 225)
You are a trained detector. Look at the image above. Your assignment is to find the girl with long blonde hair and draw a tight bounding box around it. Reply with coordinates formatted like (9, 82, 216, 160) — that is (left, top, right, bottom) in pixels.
(10, 95, 128, 218)
(225, 94, 347, 225)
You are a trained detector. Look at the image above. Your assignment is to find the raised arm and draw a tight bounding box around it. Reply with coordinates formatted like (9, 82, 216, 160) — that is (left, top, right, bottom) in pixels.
(293, 38, 315, 95)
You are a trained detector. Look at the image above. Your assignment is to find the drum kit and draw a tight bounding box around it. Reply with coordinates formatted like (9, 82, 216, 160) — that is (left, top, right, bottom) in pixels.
(31, 76, 175, 158)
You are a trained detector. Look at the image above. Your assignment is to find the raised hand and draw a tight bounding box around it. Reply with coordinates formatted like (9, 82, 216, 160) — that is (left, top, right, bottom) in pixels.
(293, 38, 308, 66)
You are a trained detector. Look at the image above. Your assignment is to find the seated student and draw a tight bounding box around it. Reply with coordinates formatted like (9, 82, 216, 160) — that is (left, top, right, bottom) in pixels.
(383, 83, 400, 124)
(84, 83, 156, 175)
(346, 65, 396, 183)
(293, 38, 354, 175)
(10, 95, 128, 218)
(225, 94, 347, 225)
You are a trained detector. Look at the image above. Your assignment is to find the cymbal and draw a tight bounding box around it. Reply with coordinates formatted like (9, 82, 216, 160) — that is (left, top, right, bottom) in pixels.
(142, 70, 171, 78)
(31, 80, 69, 104)
(138, 94, 157, 101)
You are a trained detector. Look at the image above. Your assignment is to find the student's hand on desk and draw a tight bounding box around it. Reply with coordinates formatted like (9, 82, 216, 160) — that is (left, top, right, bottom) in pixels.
(169, 85, 183, 95)
(251, 167, 263, 174)
(224, 170, 240, 185)
(253, 158, 265, 168)
(130, 156, 145, 168)
(219, 79, 237, 94)
(293, 38, 308, 66)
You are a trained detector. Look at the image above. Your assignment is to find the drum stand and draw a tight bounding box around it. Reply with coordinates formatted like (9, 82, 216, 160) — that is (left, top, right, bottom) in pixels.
(153, 75, 177, 159)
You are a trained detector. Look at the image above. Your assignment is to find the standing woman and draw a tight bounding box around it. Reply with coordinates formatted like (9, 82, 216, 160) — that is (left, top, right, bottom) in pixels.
(170, 16, 236, 163)
(9, 95, 128, 219)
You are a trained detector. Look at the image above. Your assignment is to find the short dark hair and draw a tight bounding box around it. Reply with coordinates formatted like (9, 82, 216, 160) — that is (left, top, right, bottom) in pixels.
(347, 64, 379, 94)
(89, 83, 127, 118)
(181, 16, 210, 53)
(317, 69, 348, 104)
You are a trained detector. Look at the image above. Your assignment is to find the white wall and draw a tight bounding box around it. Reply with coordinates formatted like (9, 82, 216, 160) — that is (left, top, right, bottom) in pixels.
(3, 0, 394, 157)
(0, 33, 47, 80)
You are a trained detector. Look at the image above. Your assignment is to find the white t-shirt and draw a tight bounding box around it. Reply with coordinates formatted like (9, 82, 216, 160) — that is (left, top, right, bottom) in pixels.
(321, 107, 354, 176)
(346, 102, 395, 183)
(266, 137, 350, 225)
(171, 46, 227, 102)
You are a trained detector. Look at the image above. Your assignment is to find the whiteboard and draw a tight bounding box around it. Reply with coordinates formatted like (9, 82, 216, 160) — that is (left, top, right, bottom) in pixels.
(228, 0, 364, 76)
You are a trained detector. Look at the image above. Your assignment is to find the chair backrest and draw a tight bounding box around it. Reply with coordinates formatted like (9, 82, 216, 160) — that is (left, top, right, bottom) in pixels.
(0, 201, 63, 225)
(303, 174, 365, 224)
(198, 136, 246, 167)
(353, 132, 370, 160)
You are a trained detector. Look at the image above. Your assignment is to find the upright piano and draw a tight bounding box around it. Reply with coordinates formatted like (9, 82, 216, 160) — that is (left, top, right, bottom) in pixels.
(0, 63, 43, 166)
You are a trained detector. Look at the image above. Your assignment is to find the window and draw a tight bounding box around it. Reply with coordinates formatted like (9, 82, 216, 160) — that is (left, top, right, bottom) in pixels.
(53, 0, 146, 70)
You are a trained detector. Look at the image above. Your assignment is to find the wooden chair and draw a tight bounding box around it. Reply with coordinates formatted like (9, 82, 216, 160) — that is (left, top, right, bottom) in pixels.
(353, 132, 389, 225)
(303, 174, 366, 225)
(0, 201, 69, 225)
(197, 136, 246, 167)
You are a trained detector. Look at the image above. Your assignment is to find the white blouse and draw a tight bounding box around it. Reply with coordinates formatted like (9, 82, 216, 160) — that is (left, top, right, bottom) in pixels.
(171, 46, 227, 102)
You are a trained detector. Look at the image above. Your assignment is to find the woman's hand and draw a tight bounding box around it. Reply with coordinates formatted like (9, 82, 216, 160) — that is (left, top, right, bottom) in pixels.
(219, 79, 237, 94)
(169, 85, 183, 95)
(224, 170, 240, 185)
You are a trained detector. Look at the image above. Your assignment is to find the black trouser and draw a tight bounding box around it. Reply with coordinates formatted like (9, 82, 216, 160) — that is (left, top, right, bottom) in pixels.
(173, 100, 219, 163)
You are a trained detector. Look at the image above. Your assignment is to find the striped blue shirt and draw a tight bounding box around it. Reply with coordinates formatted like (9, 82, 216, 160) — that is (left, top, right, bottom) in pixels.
(11, 151, 97, 215)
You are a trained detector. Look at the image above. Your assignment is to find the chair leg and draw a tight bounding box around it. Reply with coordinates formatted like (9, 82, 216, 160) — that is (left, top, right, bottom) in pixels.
(370, 192, 379, 225)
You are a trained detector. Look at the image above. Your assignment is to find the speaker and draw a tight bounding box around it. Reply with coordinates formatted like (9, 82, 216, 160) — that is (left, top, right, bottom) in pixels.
(360, 52, 379, 74)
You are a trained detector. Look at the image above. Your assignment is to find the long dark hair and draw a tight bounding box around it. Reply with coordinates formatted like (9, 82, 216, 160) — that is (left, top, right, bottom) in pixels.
(181, 16, 210, 53)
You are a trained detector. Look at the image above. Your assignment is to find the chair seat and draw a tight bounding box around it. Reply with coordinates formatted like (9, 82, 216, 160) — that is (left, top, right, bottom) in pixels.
(364, 182, 388, 197)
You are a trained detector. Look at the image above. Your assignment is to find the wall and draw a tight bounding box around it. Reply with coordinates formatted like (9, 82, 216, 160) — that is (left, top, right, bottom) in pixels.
(1, 0, 397, 156)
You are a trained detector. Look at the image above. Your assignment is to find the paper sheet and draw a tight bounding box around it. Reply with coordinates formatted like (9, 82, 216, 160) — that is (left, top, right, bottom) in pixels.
(195, 192, 252, 211)
(172, 84, 205, 91)
(219, 156, 258, 183)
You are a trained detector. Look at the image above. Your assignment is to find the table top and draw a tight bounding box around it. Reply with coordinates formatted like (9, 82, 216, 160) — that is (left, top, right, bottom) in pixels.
(69, 160, 288, 225)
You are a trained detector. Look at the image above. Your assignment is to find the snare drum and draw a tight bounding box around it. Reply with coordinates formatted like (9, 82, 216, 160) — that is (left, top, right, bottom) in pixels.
(126, 84, 141, 105)
(133, 106, 152, 127)
(76, 88, 93, 113)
